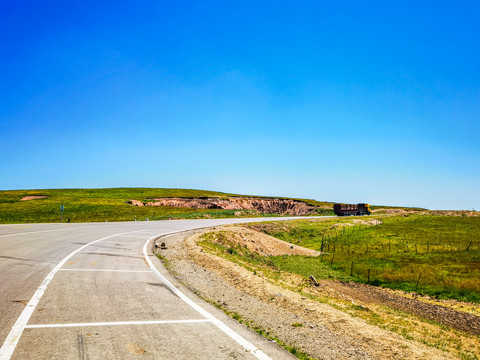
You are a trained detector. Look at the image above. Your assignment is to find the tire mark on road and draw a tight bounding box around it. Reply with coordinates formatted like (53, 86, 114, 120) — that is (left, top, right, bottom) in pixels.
(77, 334, 88, 360)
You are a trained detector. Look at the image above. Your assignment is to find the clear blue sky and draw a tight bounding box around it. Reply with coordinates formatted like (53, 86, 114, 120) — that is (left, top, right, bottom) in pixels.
(1, 1, 479, 210)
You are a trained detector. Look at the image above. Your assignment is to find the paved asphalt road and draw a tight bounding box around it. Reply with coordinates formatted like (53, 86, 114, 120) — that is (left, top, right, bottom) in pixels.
(0, 218, 314, 360)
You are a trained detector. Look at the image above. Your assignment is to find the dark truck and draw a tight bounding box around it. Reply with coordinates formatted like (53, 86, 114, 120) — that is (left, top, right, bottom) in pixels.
(333, 203, 371, 216)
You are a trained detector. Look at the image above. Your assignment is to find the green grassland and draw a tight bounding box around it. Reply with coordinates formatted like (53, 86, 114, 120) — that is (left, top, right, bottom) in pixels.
(245, 215, 480, 303)
(0, 187, 427, 224)
(0, 188, 246, 223)
(0, 187, 336, 224)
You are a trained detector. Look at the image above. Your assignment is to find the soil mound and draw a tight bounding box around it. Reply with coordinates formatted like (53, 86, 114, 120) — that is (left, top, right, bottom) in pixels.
(203, 226, 321, 257)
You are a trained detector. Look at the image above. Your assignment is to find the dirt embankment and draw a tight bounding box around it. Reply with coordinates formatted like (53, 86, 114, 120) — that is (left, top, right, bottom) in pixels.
(325, 281, 480, 335)
(203, 226, 321, 257)
(128, 197, 317, 215)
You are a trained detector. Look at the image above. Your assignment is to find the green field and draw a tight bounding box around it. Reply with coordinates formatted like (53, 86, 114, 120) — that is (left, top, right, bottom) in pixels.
(0, 187, 335, 224)
(246, 215, 480, 303)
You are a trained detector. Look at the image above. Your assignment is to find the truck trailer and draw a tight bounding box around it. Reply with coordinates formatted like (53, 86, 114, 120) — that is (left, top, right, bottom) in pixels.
(333, 203, 371, 216)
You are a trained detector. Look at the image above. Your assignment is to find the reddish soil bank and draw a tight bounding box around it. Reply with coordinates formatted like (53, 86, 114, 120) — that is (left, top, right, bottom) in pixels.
(128, 197, 317, 216)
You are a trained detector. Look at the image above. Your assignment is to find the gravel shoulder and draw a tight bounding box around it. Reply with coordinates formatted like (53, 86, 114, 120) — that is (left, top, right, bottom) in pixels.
(154, 227, 477, 360)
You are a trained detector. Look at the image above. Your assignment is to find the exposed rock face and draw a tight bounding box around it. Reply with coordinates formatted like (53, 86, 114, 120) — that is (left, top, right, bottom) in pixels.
(128, 200, 145, 207)
(127, 197, 316, 216)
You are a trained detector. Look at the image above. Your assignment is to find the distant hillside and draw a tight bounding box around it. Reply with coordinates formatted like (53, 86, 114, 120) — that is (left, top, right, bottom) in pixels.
(0, 188, 335, 224)
(0, 188, 424, 224)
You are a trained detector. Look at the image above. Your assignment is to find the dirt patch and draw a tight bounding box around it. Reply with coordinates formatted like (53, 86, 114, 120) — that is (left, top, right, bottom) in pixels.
(20, 196, 47, 201)
(371, 208, 418, 215)
(372, 209, 479, 217)
(155, 228, 466, 360)
(351, 219, 382, 226)
(201, 226, 321, 257)
(432, 210, 479, 217)
(125, 342, 146, 355)
(332, 219, 382, 228)
(12, 299, 28, 305)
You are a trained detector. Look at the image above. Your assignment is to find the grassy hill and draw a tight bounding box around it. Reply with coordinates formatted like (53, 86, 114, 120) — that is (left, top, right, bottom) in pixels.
(0, 188, 335, 224)
(0, 188, 426, 224)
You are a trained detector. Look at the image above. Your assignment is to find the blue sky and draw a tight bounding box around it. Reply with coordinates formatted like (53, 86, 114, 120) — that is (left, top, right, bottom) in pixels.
(1, 1, 479, 210)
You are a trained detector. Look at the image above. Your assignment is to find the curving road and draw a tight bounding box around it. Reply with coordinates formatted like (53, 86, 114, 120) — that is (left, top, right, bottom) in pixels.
(0, 218, 312, 360)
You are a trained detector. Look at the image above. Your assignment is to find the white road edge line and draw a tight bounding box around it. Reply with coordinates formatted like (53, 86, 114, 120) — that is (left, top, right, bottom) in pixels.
(25, 319, 212, 329)
(58, 269, 152, 273)
(0, 230, 144, 360)
(143, 234, 272, 360)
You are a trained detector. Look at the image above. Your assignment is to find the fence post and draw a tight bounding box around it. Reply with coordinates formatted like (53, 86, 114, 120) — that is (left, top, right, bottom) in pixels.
(415, 274, 421, 292)
(466, 241, 473, 252)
